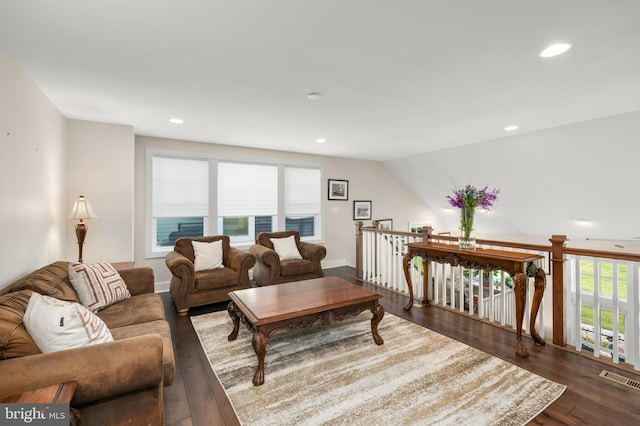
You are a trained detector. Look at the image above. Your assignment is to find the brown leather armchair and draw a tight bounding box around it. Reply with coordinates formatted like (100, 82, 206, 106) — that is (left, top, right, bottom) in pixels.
(250, 231, 326, 286)
(165, 235, 256, 315)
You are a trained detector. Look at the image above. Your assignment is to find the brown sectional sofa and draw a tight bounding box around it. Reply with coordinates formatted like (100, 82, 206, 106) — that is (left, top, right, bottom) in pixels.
(0, 261, 174, 426)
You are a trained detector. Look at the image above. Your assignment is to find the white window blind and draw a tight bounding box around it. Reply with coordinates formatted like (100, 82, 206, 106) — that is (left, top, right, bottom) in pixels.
(285, 167, 321, 215)
(152, 156, 209, 217)
(218, 162, 278, 216)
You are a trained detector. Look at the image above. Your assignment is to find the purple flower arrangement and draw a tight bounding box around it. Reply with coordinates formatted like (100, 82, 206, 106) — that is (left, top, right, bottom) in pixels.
(446, 184, 500, 211)
(447, 184, 500, 247)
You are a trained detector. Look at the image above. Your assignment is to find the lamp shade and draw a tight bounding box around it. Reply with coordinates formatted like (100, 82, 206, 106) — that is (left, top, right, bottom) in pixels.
(68, 195, 98, 220)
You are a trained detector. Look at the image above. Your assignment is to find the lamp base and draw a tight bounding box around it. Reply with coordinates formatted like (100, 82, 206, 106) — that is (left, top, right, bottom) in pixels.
(75, 222, 87, 263)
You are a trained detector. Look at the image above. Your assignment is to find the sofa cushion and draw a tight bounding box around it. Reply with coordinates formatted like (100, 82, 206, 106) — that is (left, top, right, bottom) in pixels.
(271, 235, 303, 260)
(0, 261, 80, 303)
(23, 293, 113, 353)
(192, 240, 224, 272)
(110, 320, 175, 386)
(280, 259, 315, 277)
(0, 290, 40, 359)
(69, 262, 131, 312)
(194, 267, 239, 290)
(96, 293, 165, 329)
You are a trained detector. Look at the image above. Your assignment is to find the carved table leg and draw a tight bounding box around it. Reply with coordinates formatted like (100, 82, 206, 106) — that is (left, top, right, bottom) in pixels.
(402, 252, 414, 311)
(421, 257, 430, 306)
(227, 302, 240, 341)
(370, 304, 385, 345)
(513, 272, 529, 358)
(252, 332, 267, 386)
(529, 268, 546, 346)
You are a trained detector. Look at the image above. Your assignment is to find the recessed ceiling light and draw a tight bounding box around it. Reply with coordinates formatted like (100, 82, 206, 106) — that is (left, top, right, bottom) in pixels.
(307, 92, 322, 100)
(539, 43, 572, 58)
(169, 118, 184, 124)
(315, 138, 326, 143)
(504, 125, 519, 131)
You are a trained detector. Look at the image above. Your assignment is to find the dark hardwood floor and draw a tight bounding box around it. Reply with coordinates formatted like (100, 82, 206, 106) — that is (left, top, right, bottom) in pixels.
(162, 267, 640, 425)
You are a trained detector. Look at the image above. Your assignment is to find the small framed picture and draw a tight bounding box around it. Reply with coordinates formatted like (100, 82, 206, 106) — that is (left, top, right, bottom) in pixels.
(328, 179, 349, 200)
(353, 200, 372, 220)
(377, 219, 393, 230)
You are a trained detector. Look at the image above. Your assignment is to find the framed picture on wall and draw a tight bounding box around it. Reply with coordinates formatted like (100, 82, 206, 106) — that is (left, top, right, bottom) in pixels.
(328, 179, 349, 200)
(377, 219, 393, 230)
(353, 200, 372, 220)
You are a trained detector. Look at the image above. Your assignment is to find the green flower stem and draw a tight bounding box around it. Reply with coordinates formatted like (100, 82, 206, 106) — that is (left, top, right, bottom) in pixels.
(460, 206, 475, 240)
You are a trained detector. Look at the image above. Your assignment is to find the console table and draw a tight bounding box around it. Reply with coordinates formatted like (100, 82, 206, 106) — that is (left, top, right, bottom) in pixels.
(402, 242, 546, 358)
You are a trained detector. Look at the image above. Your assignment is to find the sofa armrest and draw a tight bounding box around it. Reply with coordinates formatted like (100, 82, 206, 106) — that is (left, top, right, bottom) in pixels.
(298, 241, 327, 263)
(0, 334, 164, 405)
(249, 244, 280, 267)
(227, 247, 257, 273)
(118, 267, 155, 296)
(165, 251, 194, 278)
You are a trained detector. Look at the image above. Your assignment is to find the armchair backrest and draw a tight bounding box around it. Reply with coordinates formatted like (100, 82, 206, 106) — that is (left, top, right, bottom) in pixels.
(255, 231, 301, 250)
(174, 235, 231, 264)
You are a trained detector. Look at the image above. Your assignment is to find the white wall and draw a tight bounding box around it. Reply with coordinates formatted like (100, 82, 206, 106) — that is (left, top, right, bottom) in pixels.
(134, 136, 439, 287)
(0, 47, 67, 288)
(383, 110, 640, 250)
(65, 120, 135, 263)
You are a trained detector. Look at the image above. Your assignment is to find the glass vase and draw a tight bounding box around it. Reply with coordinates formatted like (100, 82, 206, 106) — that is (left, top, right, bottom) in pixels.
(458, 206, 476, 250)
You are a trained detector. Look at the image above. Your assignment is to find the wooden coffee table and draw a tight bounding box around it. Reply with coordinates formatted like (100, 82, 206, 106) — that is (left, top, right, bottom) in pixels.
(227, 276, 384, 386)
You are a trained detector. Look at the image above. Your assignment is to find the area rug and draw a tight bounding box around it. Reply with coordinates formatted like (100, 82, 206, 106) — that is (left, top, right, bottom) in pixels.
(191, 311, 566, 426)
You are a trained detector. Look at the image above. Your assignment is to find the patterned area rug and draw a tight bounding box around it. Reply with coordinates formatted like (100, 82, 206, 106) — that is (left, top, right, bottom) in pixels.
(191, 310, 566, 426)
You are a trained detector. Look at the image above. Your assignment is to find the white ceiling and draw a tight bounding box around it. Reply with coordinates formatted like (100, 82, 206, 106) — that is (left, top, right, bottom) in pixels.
(1, 0, 639, 161)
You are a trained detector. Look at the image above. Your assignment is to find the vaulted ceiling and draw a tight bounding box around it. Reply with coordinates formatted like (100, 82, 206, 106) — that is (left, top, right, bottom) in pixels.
(1, 1, 639, 161)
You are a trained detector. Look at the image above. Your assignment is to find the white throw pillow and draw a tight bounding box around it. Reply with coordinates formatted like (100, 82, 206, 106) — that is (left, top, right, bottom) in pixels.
(192, 240, 224, 272)
(68, 262, 131, 312)
(23, 293, 113, 353)
(270, 235, 303, 261)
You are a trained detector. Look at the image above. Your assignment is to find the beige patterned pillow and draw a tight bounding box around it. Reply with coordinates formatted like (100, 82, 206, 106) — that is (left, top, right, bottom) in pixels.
(68, 262, 131, 312)
(23, 293, 113, 353)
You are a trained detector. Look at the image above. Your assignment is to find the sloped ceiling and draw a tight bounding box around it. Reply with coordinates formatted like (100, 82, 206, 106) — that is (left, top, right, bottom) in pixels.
(0, 0, 639, 161)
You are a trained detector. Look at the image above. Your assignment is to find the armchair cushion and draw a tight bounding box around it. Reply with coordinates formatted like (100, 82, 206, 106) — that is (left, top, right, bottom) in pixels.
(193, 240, 224, 271)
(194, 267, 240, 290)
(271, 235, 303, 260)
(280, 259, 315, 277)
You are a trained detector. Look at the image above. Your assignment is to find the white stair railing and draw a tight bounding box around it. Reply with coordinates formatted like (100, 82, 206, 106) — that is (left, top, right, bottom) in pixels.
(565, 255, 640, 369)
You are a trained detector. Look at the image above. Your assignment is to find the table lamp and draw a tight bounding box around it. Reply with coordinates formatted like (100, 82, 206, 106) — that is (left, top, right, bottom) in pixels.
(68, 195, 98, 263)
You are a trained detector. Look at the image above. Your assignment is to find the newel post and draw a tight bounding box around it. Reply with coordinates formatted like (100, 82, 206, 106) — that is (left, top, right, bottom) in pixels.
(422, 225, 434, 241)
(550, 234, 567, 346)
(355, 221, 364, 279)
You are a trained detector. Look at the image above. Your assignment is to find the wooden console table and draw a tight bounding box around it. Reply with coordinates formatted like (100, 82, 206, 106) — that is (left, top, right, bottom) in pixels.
(402, 242, 546, 358)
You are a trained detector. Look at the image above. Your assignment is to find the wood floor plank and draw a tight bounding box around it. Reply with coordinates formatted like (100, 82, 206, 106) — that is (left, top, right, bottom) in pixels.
(163, 266, 640, 425)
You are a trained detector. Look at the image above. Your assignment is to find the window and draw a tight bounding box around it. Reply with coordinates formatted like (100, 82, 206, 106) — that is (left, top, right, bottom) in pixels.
(217, 162, 278, 243)
(147, 150, 322, 255)
(284, 167, 321, 238)
(151, 156, 209, 252)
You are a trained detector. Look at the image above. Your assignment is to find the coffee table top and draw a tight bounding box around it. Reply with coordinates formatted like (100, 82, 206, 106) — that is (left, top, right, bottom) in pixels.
(228, 276, 382, 325)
